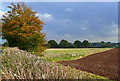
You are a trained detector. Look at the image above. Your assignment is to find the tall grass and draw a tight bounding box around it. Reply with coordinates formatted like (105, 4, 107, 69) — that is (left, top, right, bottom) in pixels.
(1, 47, 108, 80)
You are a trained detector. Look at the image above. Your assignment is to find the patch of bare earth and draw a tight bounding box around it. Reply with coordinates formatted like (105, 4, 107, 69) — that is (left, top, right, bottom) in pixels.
(58, 48, 119, 80)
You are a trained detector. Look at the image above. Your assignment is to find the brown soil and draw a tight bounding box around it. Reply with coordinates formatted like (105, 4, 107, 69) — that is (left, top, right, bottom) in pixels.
(58, 48, 119, 80)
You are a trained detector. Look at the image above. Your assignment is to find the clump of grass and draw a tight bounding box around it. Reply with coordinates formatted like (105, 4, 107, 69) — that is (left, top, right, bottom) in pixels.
(1, 47, 108, 80)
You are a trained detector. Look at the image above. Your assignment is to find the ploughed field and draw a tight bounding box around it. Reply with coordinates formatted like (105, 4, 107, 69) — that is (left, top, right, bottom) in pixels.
(58, 48, 119, 80)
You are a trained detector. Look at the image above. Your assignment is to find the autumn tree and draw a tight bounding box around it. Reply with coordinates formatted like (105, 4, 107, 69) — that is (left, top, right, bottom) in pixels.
(0, 21, 2, 37)
(2, 3, 46, 54)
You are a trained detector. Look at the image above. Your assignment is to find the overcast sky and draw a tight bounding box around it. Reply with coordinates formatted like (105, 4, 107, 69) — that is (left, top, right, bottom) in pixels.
(1, 2, 118, 43)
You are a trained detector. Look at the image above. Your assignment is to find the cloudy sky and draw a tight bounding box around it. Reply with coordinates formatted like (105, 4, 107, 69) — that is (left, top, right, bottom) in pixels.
(1, 2, 118, 43)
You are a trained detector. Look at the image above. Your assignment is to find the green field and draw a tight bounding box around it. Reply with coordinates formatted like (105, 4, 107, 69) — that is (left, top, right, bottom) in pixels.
(43, 48, 112, 62)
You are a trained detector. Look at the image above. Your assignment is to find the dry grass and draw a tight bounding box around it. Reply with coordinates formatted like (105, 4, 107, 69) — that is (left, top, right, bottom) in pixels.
(46, 48, 111, 51)
(46, 48, 85, 51)
(1, 47, 108, 80)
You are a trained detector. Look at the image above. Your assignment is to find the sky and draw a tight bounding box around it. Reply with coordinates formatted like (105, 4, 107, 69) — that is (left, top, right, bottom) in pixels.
(0, 2, 119, 43)
(0, 0, 119, 2)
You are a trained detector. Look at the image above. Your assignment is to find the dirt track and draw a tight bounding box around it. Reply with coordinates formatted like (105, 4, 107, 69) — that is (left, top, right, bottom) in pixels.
(58, 48, 119, 80)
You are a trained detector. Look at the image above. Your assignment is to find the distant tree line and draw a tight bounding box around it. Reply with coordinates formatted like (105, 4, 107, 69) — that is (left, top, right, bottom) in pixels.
(45, 40, 119, 48)
(2, 39, 119, 48)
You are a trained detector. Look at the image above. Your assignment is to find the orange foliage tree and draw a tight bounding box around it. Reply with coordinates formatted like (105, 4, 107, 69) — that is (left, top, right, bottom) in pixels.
(2, 3, 46, 54)
(0, 21, 2, 37)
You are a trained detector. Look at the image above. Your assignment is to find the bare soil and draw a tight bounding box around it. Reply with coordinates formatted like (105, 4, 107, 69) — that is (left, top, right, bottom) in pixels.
(58, 48, 119, 80)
